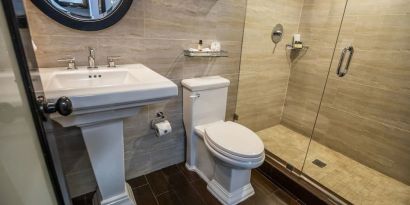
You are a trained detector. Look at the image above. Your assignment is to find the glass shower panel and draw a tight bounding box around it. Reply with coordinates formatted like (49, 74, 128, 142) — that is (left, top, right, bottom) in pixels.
(236, 0, 310, 170)
(263, 0, 347, 170)
(303, 0, 410, 204)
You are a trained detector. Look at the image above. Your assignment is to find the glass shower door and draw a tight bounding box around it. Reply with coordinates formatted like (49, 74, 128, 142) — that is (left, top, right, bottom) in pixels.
(303, 0, 410, 204)
(276, 0, 348, 171)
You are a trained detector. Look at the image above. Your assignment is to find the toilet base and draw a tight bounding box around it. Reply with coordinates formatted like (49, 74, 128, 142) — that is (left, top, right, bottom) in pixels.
(185, 163, 211, 183)
(207, 179, 254, 205)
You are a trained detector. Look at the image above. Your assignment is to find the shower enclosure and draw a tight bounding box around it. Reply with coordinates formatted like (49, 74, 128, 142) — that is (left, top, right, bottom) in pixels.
(236, 0, 410, 204)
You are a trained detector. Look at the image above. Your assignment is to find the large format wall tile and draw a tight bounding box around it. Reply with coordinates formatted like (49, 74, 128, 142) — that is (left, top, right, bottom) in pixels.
(236, 0, 304, 131)
(281, 0, 345, 136)
(30, 35, 99, 68)
(310, 0, 410, 185)
(96, 37, 145, 66)
(282, 47, 336, 135)
(321, 78, 410, 131)
(24, 0, 245, 197)
(279, 0, 410, 186)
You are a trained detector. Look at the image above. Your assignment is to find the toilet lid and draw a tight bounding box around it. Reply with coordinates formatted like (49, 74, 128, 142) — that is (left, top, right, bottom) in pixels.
(204, 121, 264, 158)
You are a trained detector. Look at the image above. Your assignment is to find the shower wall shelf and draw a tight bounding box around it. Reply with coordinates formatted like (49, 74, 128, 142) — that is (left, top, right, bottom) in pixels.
(286, 44, 309, 63)
(286, 44, 309, 50)
(184, 50, 228, 57)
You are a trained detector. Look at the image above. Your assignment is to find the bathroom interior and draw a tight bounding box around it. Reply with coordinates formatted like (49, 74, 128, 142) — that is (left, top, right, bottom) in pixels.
(0, 0, 409, 205)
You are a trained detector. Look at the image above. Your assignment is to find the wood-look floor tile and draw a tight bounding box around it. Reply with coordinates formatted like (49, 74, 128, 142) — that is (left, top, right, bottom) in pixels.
(270, 189, 297, 205)
(251, 170, 279, 195)
(177, 163, 201, 182)
(156, 190, 183, 205)
(146, 170, 170, 195)
(163, 171, 191, 189)
(161, 164, 180, 177)
(162, 171, 206, 205)
(127, 175, 148, 189)
(71, 164, 301, 205)
(82, 192, 95, 205)
(173, 183, 206, 205)
(191, 179, 222, 205)
(71, 195, 85, 205)
(133, 184, 158, 205)
(240, 185, 286, 205)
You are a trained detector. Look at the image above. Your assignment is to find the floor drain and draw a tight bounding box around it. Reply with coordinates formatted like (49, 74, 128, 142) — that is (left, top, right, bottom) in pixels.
(312, 159, 327, 168)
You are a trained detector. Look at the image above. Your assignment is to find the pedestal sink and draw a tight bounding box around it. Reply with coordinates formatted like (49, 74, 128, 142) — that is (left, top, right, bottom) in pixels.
(39, 64, 178, 205)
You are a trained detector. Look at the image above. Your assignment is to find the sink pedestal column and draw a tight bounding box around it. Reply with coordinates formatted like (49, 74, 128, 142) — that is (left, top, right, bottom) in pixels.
(80, 120, 136, 205)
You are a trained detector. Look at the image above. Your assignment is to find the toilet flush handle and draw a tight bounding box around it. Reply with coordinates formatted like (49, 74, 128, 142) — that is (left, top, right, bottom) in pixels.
(190, 93, 200, 102)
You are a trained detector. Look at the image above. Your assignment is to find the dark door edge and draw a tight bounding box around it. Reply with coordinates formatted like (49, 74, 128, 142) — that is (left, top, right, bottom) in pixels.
(1, 0, 65, 204)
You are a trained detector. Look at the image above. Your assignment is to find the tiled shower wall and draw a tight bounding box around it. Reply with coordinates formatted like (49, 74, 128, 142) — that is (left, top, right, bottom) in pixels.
(24, 0, 246, 197)
(236, 0, 304, 131)
(238, 0, 410, 185)
(311, 0, 410, 185)
(281, 1, 347, 136)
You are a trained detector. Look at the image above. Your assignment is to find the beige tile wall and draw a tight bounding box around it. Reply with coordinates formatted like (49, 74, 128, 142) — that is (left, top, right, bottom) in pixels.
(236, 0, 304, 131)
(238, 0, 410, 185)
(23, 0, 246, 197)
(310, 0, 410, 185)
(281, 0, 346, 136)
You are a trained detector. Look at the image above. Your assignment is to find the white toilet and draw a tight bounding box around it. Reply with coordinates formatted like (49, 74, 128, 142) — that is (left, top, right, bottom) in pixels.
(182, 76, 265, 205)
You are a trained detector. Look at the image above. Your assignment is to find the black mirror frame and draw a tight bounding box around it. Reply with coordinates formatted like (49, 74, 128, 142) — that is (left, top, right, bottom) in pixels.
(31, 0, 133, 31)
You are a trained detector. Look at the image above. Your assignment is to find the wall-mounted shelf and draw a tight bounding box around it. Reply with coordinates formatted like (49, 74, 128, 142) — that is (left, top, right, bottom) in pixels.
(184, 50, 228, 57)
(285, 44, 309, 63)
(286, 44, 309, 50)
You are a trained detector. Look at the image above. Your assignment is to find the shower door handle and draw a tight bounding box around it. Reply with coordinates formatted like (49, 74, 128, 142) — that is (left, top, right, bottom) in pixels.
(336, 46, 354, 77)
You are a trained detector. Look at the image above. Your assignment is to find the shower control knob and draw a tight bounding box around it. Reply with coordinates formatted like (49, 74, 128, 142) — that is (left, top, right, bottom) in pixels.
(38, 96, 73, 116)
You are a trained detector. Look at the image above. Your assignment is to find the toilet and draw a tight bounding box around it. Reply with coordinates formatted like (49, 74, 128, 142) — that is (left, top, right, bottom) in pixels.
(182, 76, 265, 205)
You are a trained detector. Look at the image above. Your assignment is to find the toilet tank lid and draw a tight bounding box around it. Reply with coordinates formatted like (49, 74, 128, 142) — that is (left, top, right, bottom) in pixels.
(181, 76, 230, 91)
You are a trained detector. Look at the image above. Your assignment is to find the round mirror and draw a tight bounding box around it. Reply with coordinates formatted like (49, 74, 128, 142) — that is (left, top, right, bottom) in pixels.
(32, 0, 133, 31)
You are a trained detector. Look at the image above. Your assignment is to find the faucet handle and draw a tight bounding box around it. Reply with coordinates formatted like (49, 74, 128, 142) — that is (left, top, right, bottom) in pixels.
(58, 57, 77, 70)
(107, 56, 121, 67)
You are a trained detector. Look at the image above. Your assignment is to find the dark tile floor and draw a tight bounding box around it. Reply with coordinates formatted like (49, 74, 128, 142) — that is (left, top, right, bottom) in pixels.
(72, 163, 303, 205)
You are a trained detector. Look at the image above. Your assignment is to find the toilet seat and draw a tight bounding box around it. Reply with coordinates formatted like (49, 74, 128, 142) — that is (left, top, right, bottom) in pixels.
(205, 138, 265, 163)
(204, 121, 264, 159)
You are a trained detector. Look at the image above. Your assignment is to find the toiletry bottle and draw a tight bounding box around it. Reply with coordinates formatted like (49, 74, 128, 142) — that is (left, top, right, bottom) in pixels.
(198, 40, 203, 51)
(292, 34, 303, 48)
(211, 40, 221, 52)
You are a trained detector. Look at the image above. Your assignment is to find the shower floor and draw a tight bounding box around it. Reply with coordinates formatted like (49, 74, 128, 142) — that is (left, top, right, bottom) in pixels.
(257, 125, 410, 205)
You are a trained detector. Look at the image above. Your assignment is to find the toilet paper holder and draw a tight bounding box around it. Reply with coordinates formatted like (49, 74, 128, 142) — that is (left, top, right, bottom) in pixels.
(151, 112, 167, 129)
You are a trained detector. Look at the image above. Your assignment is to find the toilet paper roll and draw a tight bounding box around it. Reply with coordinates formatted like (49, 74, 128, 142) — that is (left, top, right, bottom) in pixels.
(154, 120, 172, 137)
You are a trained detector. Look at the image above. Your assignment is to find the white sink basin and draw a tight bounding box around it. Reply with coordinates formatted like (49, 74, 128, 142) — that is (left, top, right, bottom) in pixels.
(47, 68, 137, 90)
(39, 64, 178, 205)
(40, 64, 178, 111)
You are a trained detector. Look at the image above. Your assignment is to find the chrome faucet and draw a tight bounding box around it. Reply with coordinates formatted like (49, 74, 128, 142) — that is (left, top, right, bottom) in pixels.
(88, 47, 97, 69)
(58, 56, 77, 70)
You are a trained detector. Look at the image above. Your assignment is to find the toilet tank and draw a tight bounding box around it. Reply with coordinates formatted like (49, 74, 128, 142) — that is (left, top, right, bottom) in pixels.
(182, 76, 230, 135)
